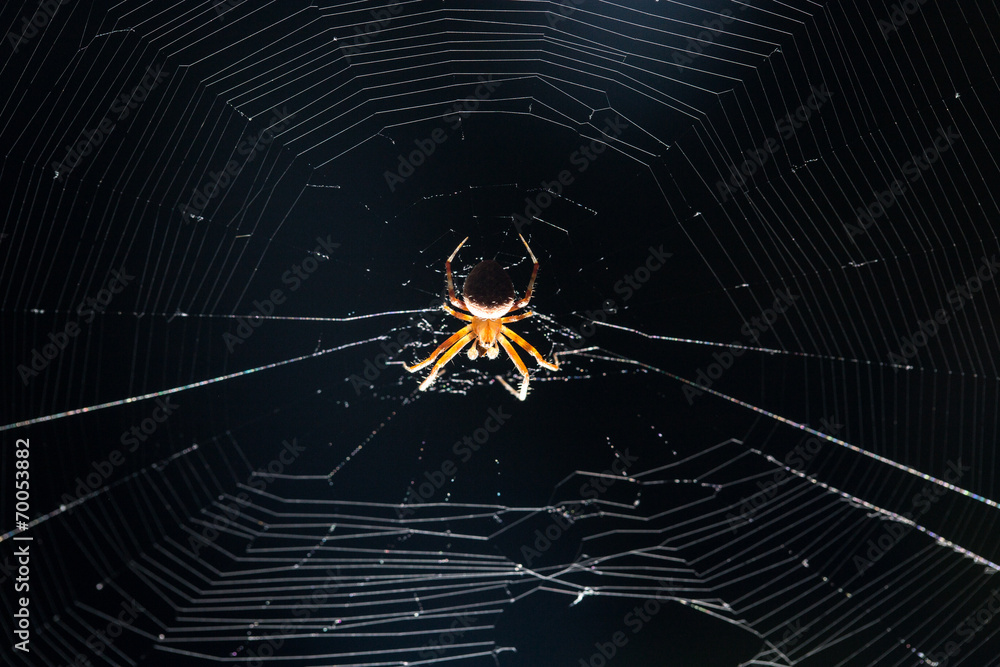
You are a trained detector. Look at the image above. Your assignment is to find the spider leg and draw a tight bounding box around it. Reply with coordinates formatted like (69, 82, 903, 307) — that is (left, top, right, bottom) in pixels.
(446, 238, 468, 310)
(417, 331, 475, 391)
(502, 326, 559, 371)
(443, 303, 474, 322)
(498, 333, 531, 401)
(494, 374, 523, 401)
(499, 311, 532, 324)
(404, 325, 472, 373)
(511, 233, 539, 310)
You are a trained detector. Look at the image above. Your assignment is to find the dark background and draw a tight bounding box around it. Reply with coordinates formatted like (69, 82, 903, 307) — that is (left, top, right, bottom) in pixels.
(2, 1, 1000, 666)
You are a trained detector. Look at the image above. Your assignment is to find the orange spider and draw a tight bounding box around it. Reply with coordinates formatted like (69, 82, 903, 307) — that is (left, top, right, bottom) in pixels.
(404, 234, 558, 401)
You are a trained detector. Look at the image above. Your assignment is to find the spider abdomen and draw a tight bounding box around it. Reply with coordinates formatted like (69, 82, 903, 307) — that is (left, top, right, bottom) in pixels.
(405, 234, 556, 401)
(463, 260, 515, 318)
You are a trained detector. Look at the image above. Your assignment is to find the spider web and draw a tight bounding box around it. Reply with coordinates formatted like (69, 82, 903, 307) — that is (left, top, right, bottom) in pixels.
(2, 1, 1000, 666)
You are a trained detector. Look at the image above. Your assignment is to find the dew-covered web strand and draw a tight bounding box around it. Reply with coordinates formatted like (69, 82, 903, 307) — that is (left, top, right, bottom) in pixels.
(1, 337, 381, 434)
(96, 430, 976, 666)
(557, 345, 1000, 525)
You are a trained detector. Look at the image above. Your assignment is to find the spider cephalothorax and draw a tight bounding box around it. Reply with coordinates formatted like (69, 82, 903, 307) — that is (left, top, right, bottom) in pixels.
(404, 235, 558, 400)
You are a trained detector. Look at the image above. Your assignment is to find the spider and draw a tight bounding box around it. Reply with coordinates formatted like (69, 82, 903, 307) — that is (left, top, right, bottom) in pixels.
(404, 234, 558, 401)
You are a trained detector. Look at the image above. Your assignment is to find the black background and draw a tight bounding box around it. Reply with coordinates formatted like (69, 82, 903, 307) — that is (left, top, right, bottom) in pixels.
(2, 1, 1000, 666)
